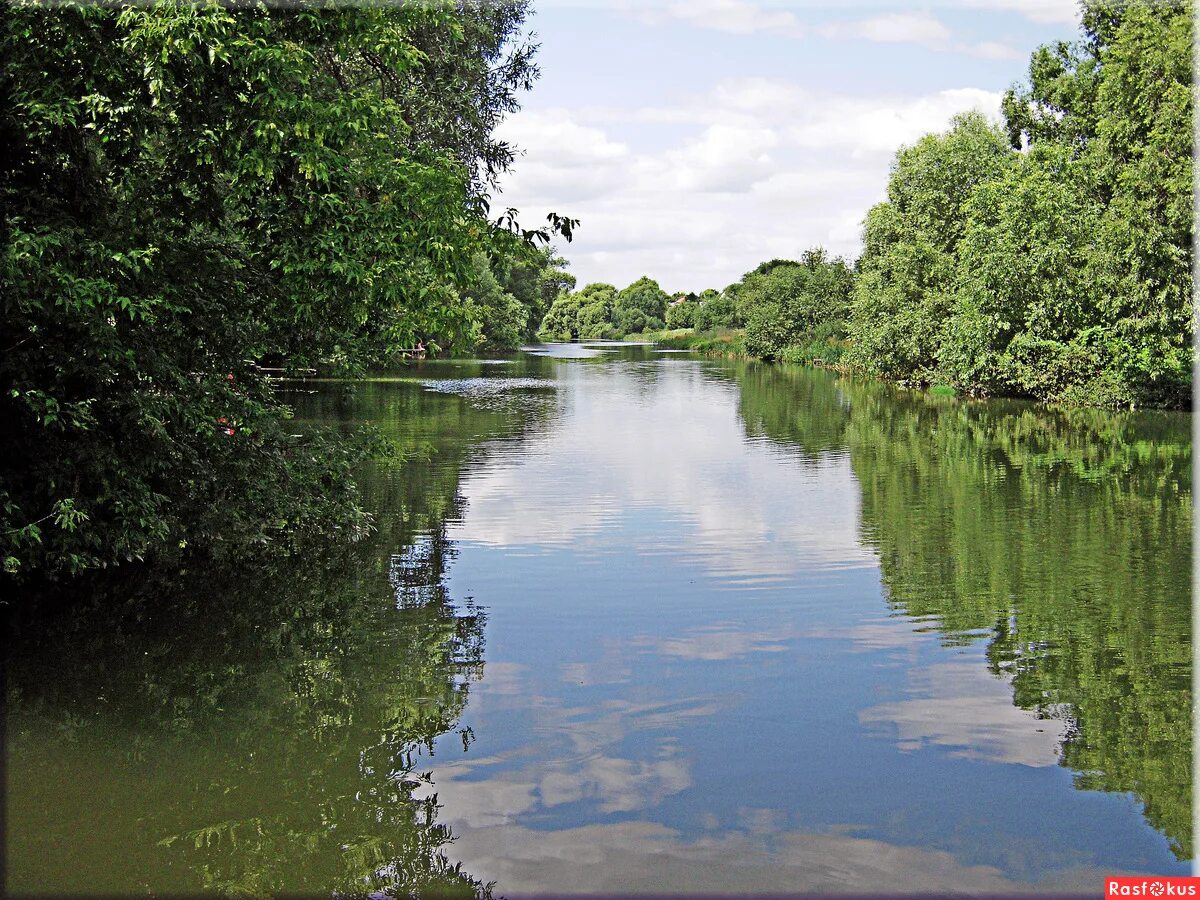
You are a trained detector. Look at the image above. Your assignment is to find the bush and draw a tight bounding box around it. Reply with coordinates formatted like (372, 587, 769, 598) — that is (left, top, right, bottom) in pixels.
(739, 249, 853, 360)
(665, 301, 697, 329)
(694, 293, 739, 331)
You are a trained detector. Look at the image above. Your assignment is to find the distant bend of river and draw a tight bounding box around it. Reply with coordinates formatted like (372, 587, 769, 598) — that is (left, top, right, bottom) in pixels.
(6, 342, 1192, 896)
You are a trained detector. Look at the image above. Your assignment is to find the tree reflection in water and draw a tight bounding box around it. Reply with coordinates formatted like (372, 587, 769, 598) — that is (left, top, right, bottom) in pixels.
(6, 358, 1190, 895)
(8, 524, 490, 896)
(738, 364, 1192, 859)
(4, 370, 561, 897)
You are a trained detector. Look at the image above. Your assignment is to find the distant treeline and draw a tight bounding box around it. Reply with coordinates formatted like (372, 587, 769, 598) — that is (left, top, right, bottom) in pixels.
(556, 1, 1191, 409)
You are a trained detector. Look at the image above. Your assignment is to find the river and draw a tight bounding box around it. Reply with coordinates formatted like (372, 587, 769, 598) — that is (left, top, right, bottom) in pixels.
(6, 343, 1192, 895)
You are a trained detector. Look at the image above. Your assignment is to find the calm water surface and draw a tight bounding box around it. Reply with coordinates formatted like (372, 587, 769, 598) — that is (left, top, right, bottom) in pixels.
(6, 344, 1192, 895)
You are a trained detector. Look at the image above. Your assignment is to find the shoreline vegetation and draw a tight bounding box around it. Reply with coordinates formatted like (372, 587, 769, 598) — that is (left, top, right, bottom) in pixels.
(642, 327, 954, 397)
(628, 327, 959, 400)
(2, 0, 1191, 581)
(534, 3, 1192, 413)
(2, 3, 573, 579)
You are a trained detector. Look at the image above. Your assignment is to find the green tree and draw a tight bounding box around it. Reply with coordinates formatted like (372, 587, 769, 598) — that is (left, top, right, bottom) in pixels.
(1000, 39, 1100, 152)
(614, 276, 668, 336)
(576, 282, 619, 339)
(538, 291, 582, 341)
(496, 245, 576, 340)
(943, 143, 1106, 400)
(0, 4, 560, 579)
(391, 0, 538, 195)
(739, 249, 854, 360)
(665, 298, 697, 329)
(694, 289, 740, 331)
(961, 0, 1193, 407)
(462, 252, 528, 351)
(1086, 0, 1193, 407)
(846, 112, 1013, 381)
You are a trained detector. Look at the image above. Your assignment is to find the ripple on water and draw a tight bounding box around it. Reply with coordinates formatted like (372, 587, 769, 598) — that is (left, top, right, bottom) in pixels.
(419, 377, 556, 398)
(521, 342, 622, 358)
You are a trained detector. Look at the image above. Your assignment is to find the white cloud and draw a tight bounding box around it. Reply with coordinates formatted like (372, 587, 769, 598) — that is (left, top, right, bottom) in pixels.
(782, 84, 1002, 153)
(819, 11, 952, 45)
(627, 0, 806, 37)
(494, 79, 1002, 288)
(963, 39, 1025, 60)
(859, 661, 1069, 767)
(572, 0, 1079, 28)
(665, 123, 779, 192)
(502, 114, 629, 167)
(618, 1, 1062, 52)
(500, 113, 631, 203)
(818, 11, 1024, 60)
(961, 0, 1079, 25)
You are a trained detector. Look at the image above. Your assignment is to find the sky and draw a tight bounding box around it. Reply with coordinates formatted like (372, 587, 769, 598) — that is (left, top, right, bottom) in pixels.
(492, 0, 1082, 293)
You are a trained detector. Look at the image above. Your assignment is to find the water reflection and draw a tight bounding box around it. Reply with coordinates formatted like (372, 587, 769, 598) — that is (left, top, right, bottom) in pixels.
(433, 350, 1189, 888)
(858, 660, 1068, 767)
(448, 357, 875, 586)
(740, 369, 1192, 860)
(5, 348, 1191, 895)
(847, 384, 1192, 859)
(423, 818, 1135, 895)
(5, 370, 557, 896)
(7, 530, 489, 896)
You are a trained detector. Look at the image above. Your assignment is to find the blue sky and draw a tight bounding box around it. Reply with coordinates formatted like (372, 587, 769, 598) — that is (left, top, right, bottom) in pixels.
(493, 0, 1081, 292)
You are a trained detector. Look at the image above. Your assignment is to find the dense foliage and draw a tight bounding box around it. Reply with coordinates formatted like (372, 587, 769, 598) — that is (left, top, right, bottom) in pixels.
(458, 246, 574, 351)
(847, 0, 1192, 407)
(1, 3, 565, 580)
(496, 244, 576, 341)
(739, 250, 854, 361)
(537, 275, 671, 340)
(649, 253, 852, 363)
(539, 281, 617, 340)
(613, 275, 669, 335)
(652, 1, 1191, 410)
(693, 288, 741, 332)
(533, 264, 835, 347)
(665, 294, 698, 329)
(847, 112, 1014, 380)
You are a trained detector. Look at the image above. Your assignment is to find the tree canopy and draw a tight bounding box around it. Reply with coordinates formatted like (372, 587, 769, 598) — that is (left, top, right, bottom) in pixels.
(848, 0, 1192, 406)
(614, 276, 669, 335)
(741, 250, 854, 360)
(654, 1, 1192, 409)
(1, 2, 568, 579)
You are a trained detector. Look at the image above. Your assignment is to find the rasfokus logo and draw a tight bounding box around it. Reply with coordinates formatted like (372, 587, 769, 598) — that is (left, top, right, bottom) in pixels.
(1106, 877, 1200, 896)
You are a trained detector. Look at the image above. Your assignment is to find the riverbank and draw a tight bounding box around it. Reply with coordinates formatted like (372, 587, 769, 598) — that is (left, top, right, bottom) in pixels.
(638, 327, 747, 358)
(639, 327, 861, 377)
(635, 328, 1190, 408)
(8, 346, 1188, 895)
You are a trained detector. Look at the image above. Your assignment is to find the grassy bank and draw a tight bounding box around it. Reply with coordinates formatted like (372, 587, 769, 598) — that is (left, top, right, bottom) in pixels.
(637, 328, 747, 357)
(641, 327, 852, 370)
(640, 328, 960, 399)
